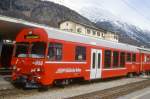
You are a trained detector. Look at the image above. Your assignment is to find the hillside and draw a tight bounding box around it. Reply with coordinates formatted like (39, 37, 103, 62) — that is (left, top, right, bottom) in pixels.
(0, 0, 150, 48)
(80, 6, 150, 48)
(0, 0, 94, 27)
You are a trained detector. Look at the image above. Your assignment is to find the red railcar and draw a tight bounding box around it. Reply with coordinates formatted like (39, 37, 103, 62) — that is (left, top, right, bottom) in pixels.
(11, 27, 150, 88)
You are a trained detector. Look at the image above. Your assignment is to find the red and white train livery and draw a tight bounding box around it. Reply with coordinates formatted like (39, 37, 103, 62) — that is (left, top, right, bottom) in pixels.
(11, 27, 150, 88)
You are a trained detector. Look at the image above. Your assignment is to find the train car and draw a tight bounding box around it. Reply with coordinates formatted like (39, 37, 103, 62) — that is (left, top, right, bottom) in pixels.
(11, 27, 150, 88)
(138, 48, 150, 74)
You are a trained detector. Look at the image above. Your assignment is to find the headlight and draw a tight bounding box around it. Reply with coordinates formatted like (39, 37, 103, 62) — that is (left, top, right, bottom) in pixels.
(17, 68, 20, 71)
(31, 69, 36, 72)
(37, 76, 41, 79)
(36, 68, 41, 72)
(13, 65, 16, 70)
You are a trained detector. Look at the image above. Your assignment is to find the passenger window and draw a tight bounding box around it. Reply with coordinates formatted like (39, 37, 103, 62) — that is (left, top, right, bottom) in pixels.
(75, 46, 86, 61)
(92, 53, 96, 68)
(113, 51, 119, 67)
(104, 50, 111, 68)
(48, 42, 62, 61)
(98, 53, 101, 68)
(147, 56, 150, 62)
(120, 52, 125, 67)
(127, 53, 131, 62)
(132, 53, 136, 62)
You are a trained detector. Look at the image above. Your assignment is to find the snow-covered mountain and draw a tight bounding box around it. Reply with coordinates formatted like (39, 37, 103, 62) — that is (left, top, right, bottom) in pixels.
(79, 7, 150, 47)
(80, 6, 121, 22)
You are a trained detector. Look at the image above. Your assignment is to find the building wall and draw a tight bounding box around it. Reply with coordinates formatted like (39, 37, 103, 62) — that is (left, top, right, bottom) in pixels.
(60, 21, 76, 32)
(60, 21, 119, 42)
(105, 32, 118, 42)
(75, 24, 86, 35)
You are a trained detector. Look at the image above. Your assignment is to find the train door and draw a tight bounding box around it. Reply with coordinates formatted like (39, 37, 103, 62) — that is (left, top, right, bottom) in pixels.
(90, 49, 102, 79)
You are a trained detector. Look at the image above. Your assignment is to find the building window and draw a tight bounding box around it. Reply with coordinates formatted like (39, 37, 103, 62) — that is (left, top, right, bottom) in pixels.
(132, 53, 136, 62)
(75, 46, 86, 61)
(127, 53, 131, 62)
(87, 29, 91, 34)
(120, 52, 125, 67)
(48, 42, 62, 61)
(104, 50, 111, 68)
(69, 29, 73, 32)
(66, 23, 68, 26)
(77, 28, 82, 33)
(114, 35, 118, 40)
(97, 32, 101, 36)
(93, 30, 96, 35)
(113, 51, 119, 67)
(102, 33, 105, 38)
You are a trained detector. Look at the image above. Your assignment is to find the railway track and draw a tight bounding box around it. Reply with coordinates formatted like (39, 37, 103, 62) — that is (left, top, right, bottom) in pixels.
(0, 77, 150, 99)
(68, 78, 150, 99)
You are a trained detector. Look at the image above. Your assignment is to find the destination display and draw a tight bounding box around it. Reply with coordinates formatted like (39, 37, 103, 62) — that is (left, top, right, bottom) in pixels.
(24, 34, 39, 39)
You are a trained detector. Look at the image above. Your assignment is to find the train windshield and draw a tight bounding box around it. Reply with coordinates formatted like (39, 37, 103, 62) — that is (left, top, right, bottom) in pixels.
(15, 42, 29, 58)
(15, 42, 46, 58)
(29, 42, 46, 58)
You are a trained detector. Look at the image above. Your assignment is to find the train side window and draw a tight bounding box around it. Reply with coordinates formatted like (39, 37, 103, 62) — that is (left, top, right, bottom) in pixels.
(48, 42, 62, 61)
(127, 53, 131, 62)
(132, 53, 136, 62)
(120, 52, 125, 67)
(144, 55, 147, 62)
(104, 50, 111, 68)
(144, 55, 150, 62)
(92, 53, 96, 68)
(113, 51, 119, 67)
(75, 46, 86, 61)
(147, 56, 150, 62)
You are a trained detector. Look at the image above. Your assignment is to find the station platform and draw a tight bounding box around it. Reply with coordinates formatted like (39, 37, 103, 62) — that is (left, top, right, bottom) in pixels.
(0, 75, 14, 90)
(0, 68, 12, 75)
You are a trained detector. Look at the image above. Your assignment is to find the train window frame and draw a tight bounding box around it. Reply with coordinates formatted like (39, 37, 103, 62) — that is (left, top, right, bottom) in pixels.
(15, 42, 29, 58)
(120, 52, 125, 67)
(75, 46, 86, 61)
(113, 51, 119, 67)
(132, 53, 136, 62)
(92, 52, 96, 68)
(48, 42, 63, 61)
(127, 53, 131, 62)
(30, 42, 46, 58)
(146, 56, 150, 62)
(104, 50, 112, 68)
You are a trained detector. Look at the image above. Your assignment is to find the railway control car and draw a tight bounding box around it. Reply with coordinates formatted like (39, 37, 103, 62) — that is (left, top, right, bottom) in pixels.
(11, 27, 150, 88)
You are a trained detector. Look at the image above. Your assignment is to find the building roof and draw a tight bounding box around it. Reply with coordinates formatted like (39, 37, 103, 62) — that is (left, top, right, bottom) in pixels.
(59, 19, 107, 33)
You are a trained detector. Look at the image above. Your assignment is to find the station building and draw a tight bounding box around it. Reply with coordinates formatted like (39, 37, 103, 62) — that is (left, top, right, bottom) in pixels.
(59, 20, 119, 42)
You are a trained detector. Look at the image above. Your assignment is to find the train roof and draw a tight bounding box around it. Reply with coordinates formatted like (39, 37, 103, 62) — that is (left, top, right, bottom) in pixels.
(44, 27, 139, 53)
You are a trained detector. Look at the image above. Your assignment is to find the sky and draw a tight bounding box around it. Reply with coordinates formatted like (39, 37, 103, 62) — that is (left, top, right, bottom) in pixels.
(43, 0, 150, 30)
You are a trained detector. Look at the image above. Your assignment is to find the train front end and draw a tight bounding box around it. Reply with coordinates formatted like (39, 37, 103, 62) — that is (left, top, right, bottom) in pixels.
(11, 28, 48, 88)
